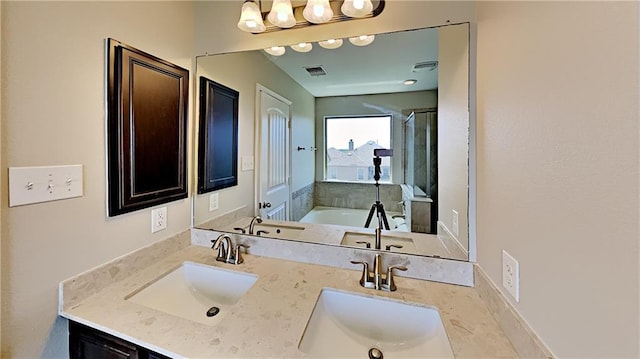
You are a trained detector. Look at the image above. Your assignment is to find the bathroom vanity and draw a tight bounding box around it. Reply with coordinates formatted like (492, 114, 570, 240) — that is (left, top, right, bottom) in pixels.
(59, 231, 517, 358)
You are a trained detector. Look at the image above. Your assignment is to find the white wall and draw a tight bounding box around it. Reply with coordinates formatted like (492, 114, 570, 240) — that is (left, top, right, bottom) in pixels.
(438, 24, 469, 252)
(476, 2, 639, 357)
(1, 2, 194, 357)
(315, 91, 438, 183)
(194, 51, 315, 225)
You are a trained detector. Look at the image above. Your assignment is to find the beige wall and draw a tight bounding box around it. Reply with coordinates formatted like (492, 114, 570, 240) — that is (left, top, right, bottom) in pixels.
(1, 2, 194, 357)
(194, 51, 315, 225)
(437, 23, 469, 252)
(4, 1, 638, 358)
(476, 2, 639, 357)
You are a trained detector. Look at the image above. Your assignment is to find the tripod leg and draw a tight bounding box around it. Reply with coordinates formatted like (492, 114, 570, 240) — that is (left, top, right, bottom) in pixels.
(378, 204, 391, 230)
(364, 203, 377, 228)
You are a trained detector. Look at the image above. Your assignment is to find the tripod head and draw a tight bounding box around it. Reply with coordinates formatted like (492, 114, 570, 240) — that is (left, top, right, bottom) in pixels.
(372, 148, 392, 183)
(373, 156, 382, 181)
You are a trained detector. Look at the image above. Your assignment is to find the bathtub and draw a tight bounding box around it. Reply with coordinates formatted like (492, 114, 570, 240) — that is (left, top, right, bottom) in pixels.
(299, 206, 406, 231)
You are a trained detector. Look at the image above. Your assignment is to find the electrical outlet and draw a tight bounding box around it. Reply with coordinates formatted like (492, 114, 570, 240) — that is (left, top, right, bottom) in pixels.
(209, 193, 219, 211)
(151, 207, 167, 233)
(452, 209, 459, 236)
(502, 250, 520, 302)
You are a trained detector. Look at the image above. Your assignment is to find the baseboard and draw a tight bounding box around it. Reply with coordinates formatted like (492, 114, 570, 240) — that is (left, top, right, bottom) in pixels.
(474, 265, 554, 358)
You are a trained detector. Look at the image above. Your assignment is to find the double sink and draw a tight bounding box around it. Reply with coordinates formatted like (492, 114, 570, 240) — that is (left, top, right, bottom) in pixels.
(126, 261, 454, 358)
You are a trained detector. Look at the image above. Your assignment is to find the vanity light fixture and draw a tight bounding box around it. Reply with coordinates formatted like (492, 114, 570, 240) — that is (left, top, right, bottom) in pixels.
(349, 34, 375, 46)
(267, 0, 296, 28)
(237, 0, 266, 33)
(403, 79, 417, 86)
(291, 42, 313, 53)
(303, 0, 333, 24)
(237, 0, 385, 34)
(264, 46, 286, 56)
(341, 0, 374, 17)
(318, 38, 343, 49)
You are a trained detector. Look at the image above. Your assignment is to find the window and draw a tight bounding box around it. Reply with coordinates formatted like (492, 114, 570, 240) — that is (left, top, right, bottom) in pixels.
(325, 115, 392, 183)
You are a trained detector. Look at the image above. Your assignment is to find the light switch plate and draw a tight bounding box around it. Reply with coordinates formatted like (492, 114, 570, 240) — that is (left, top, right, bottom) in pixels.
(241, 156, 254, 171)
(9, 165, 83, 207)
(502, 250, 520, 302)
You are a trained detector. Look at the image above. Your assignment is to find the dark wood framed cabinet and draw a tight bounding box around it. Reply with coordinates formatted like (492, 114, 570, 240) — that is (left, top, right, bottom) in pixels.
(197, 77, 239, 194)
(69, 321, 170, 359)
(106, 38, 189, 216)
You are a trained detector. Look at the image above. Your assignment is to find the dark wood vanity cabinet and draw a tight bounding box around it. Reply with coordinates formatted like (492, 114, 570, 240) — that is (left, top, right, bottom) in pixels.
(69, 321, 170, 359)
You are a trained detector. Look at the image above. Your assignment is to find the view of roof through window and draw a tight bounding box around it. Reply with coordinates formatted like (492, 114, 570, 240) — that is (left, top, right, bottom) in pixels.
(325, 115, 392, 182)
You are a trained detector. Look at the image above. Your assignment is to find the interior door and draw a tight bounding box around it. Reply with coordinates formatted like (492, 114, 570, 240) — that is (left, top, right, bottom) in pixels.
(257, 87, 291, 220)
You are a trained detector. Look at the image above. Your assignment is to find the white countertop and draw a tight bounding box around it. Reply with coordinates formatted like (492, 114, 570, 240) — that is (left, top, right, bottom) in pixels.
(59, 235, 517, 358)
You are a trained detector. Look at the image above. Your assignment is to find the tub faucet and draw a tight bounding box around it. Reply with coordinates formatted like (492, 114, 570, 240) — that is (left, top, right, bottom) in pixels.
(350, 253, 408, 291)
(248, 216, 263, 235)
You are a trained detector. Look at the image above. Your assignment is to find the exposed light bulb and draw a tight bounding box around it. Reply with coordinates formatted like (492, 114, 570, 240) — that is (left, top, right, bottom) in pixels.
(313, 4, 324, 17)
(353, 0, 364, 10)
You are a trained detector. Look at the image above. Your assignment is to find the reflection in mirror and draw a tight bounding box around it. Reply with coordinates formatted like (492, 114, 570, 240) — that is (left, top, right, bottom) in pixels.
(193, 23, 469, 261)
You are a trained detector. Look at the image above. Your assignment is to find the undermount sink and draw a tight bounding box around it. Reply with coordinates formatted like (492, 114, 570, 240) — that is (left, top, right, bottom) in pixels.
(341, 232, 419, 254)
(126, 261, 257, 325)
(299, 288, 454, 358)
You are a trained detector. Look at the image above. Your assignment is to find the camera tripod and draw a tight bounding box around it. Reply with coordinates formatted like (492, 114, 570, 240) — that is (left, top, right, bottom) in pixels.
(364, 156, 391, 230)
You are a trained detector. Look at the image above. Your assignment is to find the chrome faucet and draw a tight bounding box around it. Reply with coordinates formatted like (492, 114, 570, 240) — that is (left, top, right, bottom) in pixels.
(211, 234, 250, 265)
(350, 253, 407, 291)
(248, 216, 263, 235)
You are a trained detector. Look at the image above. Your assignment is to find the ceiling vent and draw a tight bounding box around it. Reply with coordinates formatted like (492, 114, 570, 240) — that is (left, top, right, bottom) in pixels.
(412, 61, 438, 72)
(304, 65, 327, 77)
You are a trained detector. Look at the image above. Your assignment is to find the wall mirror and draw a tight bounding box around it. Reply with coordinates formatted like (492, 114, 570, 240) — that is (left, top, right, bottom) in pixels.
(193, 23, 470, 261)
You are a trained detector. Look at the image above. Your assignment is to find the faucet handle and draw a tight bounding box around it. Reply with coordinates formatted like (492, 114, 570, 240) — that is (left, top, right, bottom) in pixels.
(233, 244, 250, 264)
(350, 261, 374, 288)
(355, 241, 371, 249)
(385, 265, 408, 292)
(385, 244, 403, 251)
